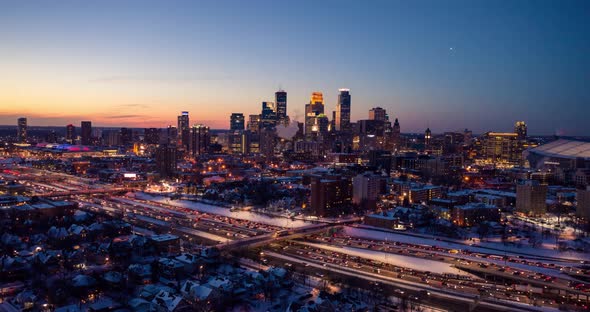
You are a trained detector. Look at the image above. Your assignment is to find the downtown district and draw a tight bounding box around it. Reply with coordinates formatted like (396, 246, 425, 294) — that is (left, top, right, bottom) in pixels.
(2, 89, 590, 312)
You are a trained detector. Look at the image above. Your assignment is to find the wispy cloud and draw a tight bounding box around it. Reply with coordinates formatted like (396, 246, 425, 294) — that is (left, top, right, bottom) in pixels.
(107, 114, 145, 119)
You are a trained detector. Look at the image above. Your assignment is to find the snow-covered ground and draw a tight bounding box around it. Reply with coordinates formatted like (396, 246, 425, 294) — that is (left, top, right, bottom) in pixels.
(132, 192, 312, 228)
(300, 241, 472, 276)
(345, 226, 590, 262)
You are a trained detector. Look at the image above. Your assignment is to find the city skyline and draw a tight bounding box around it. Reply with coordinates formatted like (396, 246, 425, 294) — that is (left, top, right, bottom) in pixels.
(1, 1, 589, 135)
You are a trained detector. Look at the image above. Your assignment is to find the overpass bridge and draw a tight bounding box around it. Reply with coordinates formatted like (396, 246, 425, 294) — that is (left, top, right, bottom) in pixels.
(215, 223, 336, 252)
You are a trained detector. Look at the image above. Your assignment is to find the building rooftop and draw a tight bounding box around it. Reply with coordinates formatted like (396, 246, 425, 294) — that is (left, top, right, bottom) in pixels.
(529, 139, 590, 160)
(456, 203, 498, 210)
(150, 234, 179, 242)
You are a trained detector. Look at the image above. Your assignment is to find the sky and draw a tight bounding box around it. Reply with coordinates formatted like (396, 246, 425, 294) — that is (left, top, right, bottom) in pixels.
(0, 0, 588, 135)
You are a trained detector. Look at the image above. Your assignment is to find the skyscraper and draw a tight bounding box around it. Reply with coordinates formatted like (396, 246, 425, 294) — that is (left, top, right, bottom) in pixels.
(514, 121, 527, 140)
(156, 144, 177, 178)
(66, 124, 76, 144)
(335, 89, 351, 132)
(305, 92, 324, 136)
(166, 126, 178, 145)
(230, 113, 245, 131)
(248, 114, 261, 133)
(190, 124, 210, 156)
(17, 117, 27, 143)
(177, 111, 190, 149)
(260, 101, 277, 129)
(369, 107, 387, 121)
(81, 121, 92, 145)
(275, 90, 288, 125)
(481, 132, 520, 165)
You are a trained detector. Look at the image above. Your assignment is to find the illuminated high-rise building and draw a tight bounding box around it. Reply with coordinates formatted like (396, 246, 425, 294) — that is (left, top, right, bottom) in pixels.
(261, 101, 277, 129)
(230, 113, 245, 131)
(335, 89, 351, 132)
(17, 117, 27, 143)
(81, 121, 92, 145)
(275, 90, 288, 125)
(66, 124, 76, 144)
(190, 124, 210, 156)
(424, 128, 432, 146)
(514, 121, 527, 140)
(305, 92, 324, 136)
(481, 132, 520, 165)
(177, 111, 190, 149)
(248, 114, 261, 133)
(369, 107, 387, 121)
(166, 126, 178, 145)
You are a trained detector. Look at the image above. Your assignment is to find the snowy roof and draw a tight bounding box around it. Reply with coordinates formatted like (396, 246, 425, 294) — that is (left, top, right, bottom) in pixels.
(189, 285, 213, 300)
(529, 139, 590, 160)
(152, 291, 183, 312)
(455, 203, 498, 210)
(150, 234, 178, 242)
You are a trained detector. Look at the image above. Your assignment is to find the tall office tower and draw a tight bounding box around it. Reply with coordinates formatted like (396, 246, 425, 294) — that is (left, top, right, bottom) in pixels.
(275, 90, 288, 125)
(516, 180, 548, 216)
(80, 121, 92, 145)
(144, 128, 160, 145)
(156, 144, 177, 178)
(190, 124, 210, 156)
(120, 128, 133, 145)
(514, 121, 527, 140)
(66, 124, 76, 144)
(369, 107, 387, 121)
(166, 126, 178, 144)
(261, 101, 277, 129)
(424, 128, 432, 146)
(230, 113, 245, 131)
(481, 132, 520, 165)
(305, 92, 325, 135)
(17, 117, 27, 143)
(335, 89, 351, 131)
(229, 130, 250, 154)
(316, 114, 330, 137)
(177, 111, 190, 149)
(248, 114, 261, 133)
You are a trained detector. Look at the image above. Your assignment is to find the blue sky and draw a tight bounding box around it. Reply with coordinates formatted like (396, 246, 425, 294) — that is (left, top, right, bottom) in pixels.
(0, 0, 588, 134)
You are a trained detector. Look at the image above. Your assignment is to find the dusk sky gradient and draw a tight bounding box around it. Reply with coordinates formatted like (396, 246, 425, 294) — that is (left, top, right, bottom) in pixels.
(1, 0, 588, 134)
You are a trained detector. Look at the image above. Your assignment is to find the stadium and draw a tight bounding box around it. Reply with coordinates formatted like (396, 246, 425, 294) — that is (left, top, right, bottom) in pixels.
(526, 139, 590, 170)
